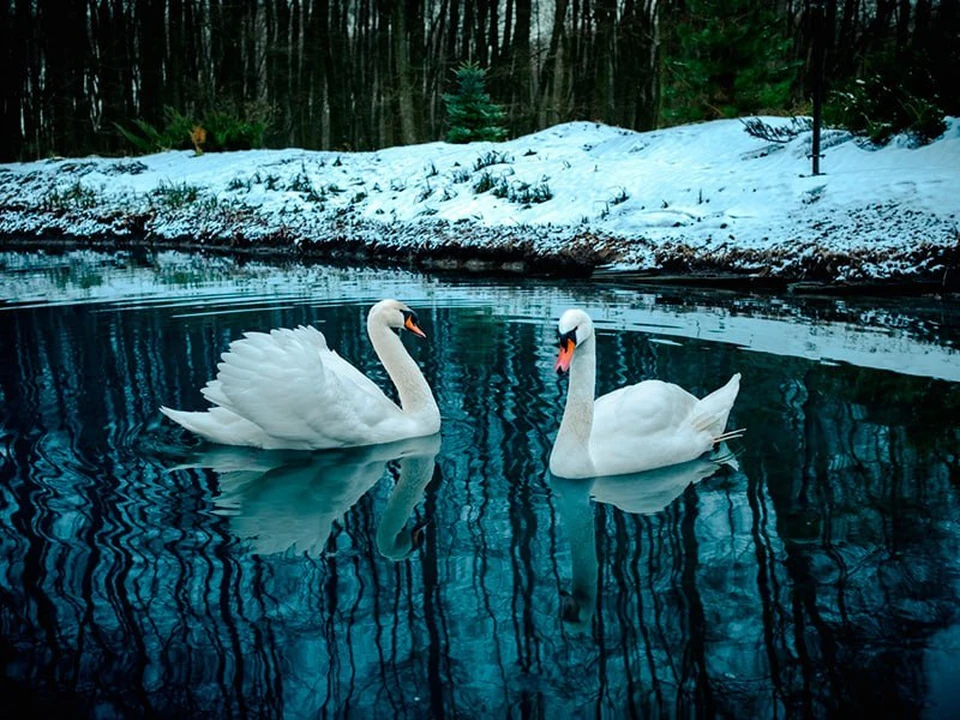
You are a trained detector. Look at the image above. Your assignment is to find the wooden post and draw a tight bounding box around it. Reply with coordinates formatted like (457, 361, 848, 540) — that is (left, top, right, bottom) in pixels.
(810, 0, 825, 175)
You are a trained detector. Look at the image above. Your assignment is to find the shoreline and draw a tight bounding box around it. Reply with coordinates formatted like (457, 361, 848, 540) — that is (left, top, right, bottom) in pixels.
(3, 229, 959, 298)
(2, 119, 958, 296)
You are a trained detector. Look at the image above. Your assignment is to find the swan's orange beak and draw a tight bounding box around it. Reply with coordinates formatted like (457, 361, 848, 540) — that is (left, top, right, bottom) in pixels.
(404, 315, 427, 338)
(555, 337, 575, 374)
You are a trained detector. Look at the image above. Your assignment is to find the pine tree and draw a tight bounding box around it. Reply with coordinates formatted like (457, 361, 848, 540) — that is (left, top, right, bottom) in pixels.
(662, 0, 799, 124)
(443, 62, 507, 143)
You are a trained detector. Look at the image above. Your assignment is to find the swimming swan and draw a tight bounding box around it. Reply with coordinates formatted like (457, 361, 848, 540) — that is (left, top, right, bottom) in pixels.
(160, 299, 441, 449)
(549, 308, 743, 479)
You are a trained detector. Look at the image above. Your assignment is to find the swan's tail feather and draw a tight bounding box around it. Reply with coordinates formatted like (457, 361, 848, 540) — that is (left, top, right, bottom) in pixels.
(160, 405, 269, 448)
(160, 406, 219, 439)
(691, 373, 741, 435)
(713, 427, 746, 443)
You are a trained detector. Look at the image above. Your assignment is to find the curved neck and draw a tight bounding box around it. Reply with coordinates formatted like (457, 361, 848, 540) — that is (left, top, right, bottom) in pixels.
(556, 478, 598, 629)
(376, 454, 434, 560)
(556, 336, 596, 457)
(367, 317, 438, 417)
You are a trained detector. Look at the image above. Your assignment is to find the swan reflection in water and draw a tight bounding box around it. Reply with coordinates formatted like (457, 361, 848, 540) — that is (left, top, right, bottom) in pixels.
(173, 433, 441, 559)
(551, 445, 739, 634)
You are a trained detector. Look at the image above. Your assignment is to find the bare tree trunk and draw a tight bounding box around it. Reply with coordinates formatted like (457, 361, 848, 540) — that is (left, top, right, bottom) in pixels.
(509, 0, 535, 133)
(617, 0, 660, 130)
(593, 0, 616, 122)
(1, 0, 25, 159)
(538, 0, 570, 126)
(393, 0, 418, 144)
(41, 0, 91, 155)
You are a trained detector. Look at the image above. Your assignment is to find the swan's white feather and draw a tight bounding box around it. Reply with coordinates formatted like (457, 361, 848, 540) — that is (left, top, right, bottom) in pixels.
(587, 375, 741, 476)
(550, 307, 742, 478)
(161, 311, 437, 450)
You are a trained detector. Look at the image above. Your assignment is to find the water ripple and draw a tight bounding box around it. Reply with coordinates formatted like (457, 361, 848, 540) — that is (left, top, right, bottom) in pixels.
(1, 251, 959, 716)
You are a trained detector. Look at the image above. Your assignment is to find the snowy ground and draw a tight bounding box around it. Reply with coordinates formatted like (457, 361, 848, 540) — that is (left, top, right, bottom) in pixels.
(1, 116, 958, 287)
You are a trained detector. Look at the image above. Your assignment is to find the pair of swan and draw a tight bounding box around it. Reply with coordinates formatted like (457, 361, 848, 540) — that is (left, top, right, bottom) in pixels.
(160, 299, 742, 478)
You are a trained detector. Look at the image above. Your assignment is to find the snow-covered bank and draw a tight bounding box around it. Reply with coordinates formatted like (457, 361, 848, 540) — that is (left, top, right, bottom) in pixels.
(1, 117, 958, 287)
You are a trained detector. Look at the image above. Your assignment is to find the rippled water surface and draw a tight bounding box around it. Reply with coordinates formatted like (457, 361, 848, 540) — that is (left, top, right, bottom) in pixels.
(2, 249, 960, 718)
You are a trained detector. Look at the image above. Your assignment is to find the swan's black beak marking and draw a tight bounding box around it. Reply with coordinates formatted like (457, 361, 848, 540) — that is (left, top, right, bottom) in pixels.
(555, 329, 576, 374)
(402, 310, 427, 339)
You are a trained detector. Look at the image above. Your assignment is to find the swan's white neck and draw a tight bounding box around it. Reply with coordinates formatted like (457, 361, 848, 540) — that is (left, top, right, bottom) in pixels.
(368, 316, 439, 422)
(376, 453, 434, 559)
(554, 477, 598, 630)
(551, 336, 597, 477)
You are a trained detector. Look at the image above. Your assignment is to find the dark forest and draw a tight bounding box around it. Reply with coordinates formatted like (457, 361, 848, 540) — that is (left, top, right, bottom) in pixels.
(2, 0, 957, 161)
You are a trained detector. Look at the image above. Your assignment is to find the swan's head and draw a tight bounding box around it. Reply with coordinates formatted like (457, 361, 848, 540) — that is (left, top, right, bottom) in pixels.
(379, 517, 430, 561)
(560, 589, 595, 633)
(369, 299, 427, 338)
(555, 308, 594, 374)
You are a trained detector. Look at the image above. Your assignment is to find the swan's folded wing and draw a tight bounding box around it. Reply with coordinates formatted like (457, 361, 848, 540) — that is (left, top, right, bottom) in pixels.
(321, 347, 393, 400)
(202, 325, 403, 448)
(592, 380, 698, 439)
(589, 380, 710, 473)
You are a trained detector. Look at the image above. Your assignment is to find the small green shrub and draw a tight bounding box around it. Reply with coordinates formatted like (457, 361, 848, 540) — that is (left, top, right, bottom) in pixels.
(473, 150, 513, 171)
(43, 181, 100, 210)
(472, 171, 497, 194)
(824, 74, 947, 146)
(510, 180, 552, 205)
(203, 105, 269, 151)
(450, 168, 471, 184)
(114, 107, 195, 154)
(741, 117, 811, 143)
(609, 187, 630, 206)
(115, 102, 272, 155)
(150, 181, 204, 208)
(416, 183, 434, 202)
(287, 171, 315, 194)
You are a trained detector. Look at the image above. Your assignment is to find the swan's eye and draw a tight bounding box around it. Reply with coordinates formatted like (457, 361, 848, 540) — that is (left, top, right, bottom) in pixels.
(558, 328, 578, 349)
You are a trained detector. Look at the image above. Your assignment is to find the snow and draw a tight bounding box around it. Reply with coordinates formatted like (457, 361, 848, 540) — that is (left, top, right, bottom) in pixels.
(1, 116, 958, 283)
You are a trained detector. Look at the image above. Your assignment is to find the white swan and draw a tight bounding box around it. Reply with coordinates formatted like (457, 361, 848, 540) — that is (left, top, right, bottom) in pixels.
(549, 308, 743, 479)
(160, 299, 441, 450)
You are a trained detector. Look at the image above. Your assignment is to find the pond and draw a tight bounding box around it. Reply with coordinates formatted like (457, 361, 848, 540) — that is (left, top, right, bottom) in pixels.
(1, 249, 959, 718)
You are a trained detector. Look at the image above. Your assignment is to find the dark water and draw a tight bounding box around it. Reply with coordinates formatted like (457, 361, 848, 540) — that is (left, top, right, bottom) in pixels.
(2, 250, 960, 719)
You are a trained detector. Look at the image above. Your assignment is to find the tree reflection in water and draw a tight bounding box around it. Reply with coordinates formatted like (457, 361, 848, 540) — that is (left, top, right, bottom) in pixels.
(0, 253, 958, 717)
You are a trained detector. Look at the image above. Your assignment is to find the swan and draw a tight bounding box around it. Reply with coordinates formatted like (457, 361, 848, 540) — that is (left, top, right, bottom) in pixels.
(552, 446, 738, 632)
(549, 308, 743, 479)
(171, 433, 441, 557)
(160, 299, 441, 450)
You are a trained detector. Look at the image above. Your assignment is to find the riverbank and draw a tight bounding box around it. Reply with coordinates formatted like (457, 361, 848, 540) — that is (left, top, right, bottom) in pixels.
(2, 117, 958, 293)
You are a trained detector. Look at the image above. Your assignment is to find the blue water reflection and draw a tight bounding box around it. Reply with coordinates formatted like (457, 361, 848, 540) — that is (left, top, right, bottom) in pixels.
(1, 249, 959, 718)
(183, 434, 440, 559)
